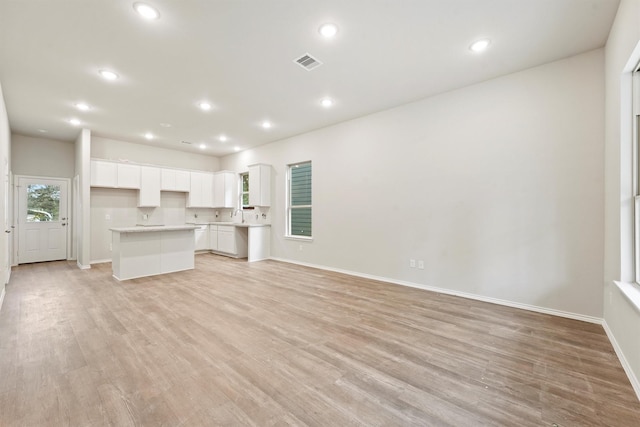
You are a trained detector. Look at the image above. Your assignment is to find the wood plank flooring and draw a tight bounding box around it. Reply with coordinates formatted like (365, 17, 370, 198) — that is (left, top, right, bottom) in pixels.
(1, 255, 639, 426)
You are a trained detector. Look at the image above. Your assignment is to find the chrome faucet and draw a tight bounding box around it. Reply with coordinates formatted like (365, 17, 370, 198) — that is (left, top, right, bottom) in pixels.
(233, 208, 244, 223)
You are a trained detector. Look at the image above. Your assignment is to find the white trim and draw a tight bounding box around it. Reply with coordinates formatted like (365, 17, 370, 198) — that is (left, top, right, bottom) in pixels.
(269, 257, 603, 324)
(615, 281, 640, 314)
(0, 286, 5, 312)
(90, 259, 111, 265)
(284, 235, 313, 242)
(76, 261, 91, 270)
(620, 41, 640, 284)
(603, 320, 640, 401)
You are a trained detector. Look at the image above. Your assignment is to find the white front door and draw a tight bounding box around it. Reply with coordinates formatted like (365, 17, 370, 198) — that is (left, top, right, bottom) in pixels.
(18, 177, 68, 264)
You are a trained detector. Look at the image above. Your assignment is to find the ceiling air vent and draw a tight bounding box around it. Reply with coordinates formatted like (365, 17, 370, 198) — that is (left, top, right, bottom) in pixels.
(294, 53, 323, 71)
(181, 140, 192, 145)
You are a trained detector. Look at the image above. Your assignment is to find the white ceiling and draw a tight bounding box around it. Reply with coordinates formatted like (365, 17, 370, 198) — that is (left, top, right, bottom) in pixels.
(0, 0, 620, 156)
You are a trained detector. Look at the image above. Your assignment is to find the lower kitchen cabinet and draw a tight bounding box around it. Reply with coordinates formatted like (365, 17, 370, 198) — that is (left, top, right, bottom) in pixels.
(194, 225, 209, 251)
(209, 225, 218, 251)
(217, 225, 236, 254)
(205, 224, 248, 258)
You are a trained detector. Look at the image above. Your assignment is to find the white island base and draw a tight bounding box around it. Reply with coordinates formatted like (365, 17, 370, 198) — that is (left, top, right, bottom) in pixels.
(110, 225, 197, 281)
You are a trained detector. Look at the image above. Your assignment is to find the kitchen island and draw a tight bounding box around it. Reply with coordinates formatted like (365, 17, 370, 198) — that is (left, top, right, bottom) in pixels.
(110, 225, 197, 281)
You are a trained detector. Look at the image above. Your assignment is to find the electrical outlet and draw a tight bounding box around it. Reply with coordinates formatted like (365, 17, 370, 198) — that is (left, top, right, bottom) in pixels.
(418, 260, 425, 270)
(109, 243, 112, 251)
(409, 259, 416, 268)
(105, 214, 110, 220)
(299, 245, 303, 251)
(143, 214, 148, 220)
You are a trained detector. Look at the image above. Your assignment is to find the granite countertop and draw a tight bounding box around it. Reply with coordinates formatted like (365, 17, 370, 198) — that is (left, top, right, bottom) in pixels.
(110, 225, 198, 233)
(187, 222, 271, 228)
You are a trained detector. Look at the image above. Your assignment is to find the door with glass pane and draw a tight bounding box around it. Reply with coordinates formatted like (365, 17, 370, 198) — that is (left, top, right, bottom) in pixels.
(18, 177, 68, 264)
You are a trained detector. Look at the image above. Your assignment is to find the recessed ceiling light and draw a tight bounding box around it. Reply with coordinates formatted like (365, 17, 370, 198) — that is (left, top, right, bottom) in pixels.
(133, 2, 160, 20)
(261, 121, 272, 129)
(38, 129, 47, 133)
(320, 97, 334, 108)
(219, 135, 228, 142)
(319, 23, 338, 38)
(159, 122, 171, 127)
(75, 102, 91, 111)
(199, 143, 206, 150)
(144, 132, 154, 140)
(68, 118, 81, 126)
(469, 39, 491, 53)
(98, 69, 119, 81)
(234, 146, 241, 152)
(198, 101, 212, 111)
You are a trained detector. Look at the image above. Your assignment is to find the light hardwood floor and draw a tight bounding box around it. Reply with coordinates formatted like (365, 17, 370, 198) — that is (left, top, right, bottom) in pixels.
(1, 255, 639, 426)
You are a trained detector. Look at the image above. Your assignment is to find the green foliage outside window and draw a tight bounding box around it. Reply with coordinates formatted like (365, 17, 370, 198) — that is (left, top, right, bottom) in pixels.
(27, 184, 60, 222)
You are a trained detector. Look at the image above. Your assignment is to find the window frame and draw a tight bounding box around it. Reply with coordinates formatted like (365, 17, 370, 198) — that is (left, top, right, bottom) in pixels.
(239, 172, 250, 209)
(634, 70, 640, 285)
(286, 161, 312, 240)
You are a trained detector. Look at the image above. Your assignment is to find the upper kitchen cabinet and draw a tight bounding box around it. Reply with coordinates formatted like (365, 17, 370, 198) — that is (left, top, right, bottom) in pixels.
(90, 160, 140, 189)
(138, 166, 161, 207)
(188, 171, 214, 208)
(117, 163, 141, 189)
(90, 160, 117, 187)
(248, 164, 271, 207)
(161, 168, 190, 192)
(214, 171, 238, 208)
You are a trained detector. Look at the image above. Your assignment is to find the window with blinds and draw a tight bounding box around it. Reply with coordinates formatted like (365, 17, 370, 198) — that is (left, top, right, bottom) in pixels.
(288, 161, 312, 238)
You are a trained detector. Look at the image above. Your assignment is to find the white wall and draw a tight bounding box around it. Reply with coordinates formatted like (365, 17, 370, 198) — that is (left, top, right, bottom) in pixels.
(11, 133, 74, 178)
(0, 81, 10, 309)
(603, 0, 640, 397)
(75, 129, 91, 268)
(91, 136, 220, 171)
(222, 49, 605, 319)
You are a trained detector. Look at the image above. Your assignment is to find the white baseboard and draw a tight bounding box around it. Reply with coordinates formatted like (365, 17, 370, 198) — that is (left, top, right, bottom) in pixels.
(603, 320, 640, 401)
(90, 259, 111, 265)
(269, 257, 602, 324)
(0, 286, 5, 312)
(76, 261, 91, 270)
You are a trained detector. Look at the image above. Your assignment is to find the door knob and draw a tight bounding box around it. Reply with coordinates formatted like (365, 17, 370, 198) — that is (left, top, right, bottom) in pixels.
(62, 223, 66, 226)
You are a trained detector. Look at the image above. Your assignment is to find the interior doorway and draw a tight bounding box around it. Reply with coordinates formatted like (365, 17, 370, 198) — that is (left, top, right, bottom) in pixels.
(16, 176, 69, 264)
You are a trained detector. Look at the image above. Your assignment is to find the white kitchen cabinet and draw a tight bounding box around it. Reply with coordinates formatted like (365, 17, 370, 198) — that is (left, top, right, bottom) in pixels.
(248, 164, 271, 207)
(209, 225, 218, 251)
(217, 225, 236, 254)
(188, 172, 214, 207)
(91, 160, 142, 189)
(138, 166, 161, 207)
(194, 225, 209, 251)
(117, 163, 140, 189)
(90, 160, 117, 187)
(214, 171, 238, 208)
(161, 168, 190, 192)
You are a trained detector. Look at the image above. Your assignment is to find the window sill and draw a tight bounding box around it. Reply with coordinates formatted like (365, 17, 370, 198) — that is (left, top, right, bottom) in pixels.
(614, 281, 640, 314)
(284, 235, 313, 242)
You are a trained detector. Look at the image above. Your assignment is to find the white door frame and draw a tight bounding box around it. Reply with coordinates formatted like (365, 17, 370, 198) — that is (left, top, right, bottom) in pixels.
(13, 175, 72, 265)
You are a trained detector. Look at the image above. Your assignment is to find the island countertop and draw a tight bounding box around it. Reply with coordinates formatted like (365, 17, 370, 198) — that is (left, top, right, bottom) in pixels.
(110, 225, 198, 233)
